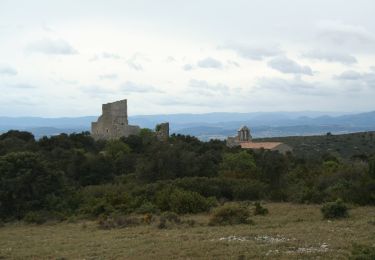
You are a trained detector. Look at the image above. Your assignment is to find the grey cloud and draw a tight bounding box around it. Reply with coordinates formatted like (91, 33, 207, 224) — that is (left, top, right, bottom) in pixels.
(102, 52, 121, 59)
(302, 50, 357, 65)
(27, 39, 78, 55)
(90, 52, 122, 62)
(227, 60, 240, 67)
(127, 60, 143, 71)
(256, 77, 328, 96)
(334, 70, 375, 88)
(335, 70, 362, 80)
(316, 20, 375, 52)
(268, 56, 313, 75)
(126, 53, 149, 71)
(222, 43, 283, 60)
(80, 85, 114, 97)
(166, 56, 176, 62)
(188, 79, 229, 96)
(2, 83, 37, 89)
(197, 57, 223, 69)
(0, 66, 17, 75)
(120, 81, 163, 93)
(183, 64, 193, 71)
(99, 74, 118, 80)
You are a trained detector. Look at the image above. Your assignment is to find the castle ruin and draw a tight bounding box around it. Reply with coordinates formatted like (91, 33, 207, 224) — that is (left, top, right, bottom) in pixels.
(91, 99, 140, 140)
(155, 122, 170, 141)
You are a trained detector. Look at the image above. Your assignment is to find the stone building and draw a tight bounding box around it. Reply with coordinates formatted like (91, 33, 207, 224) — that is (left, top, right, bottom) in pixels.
(238, 125, 252, 142)
(227, 125, 292, 154)
(155, 122, 169, 141)
(91, 99, 140, 140)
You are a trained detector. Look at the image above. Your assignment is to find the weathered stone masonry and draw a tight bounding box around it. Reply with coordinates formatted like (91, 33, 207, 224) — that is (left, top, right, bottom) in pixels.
(91, 99, 140, 140)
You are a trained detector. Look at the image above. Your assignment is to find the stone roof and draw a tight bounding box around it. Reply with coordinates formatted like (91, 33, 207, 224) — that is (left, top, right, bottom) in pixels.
(239, 141, 283, 150)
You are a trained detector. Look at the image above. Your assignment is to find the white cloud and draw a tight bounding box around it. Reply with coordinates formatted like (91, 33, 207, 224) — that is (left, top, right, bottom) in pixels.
(256, 77, 329, 96)
(222, 43, 283, 60)
(26, 38, 78, 55)
(267, 56, 313, 75)
(188, 79, 229, 96)
(197, 57, 223, 69)
(120, 81, 163, 93)
(99, 74, 118, 80)
(302, 50, 357, 65)
(316, 20, 375, 52)
(183, 64, 193, 71)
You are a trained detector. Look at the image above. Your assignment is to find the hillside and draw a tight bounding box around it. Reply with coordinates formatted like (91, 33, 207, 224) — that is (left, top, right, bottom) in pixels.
(257, 131, 375, 159)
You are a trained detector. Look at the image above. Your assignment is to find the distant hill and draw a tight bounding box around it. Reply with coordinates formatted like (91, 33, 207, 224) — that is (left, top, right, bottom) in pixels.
(0, 111, 374, 139)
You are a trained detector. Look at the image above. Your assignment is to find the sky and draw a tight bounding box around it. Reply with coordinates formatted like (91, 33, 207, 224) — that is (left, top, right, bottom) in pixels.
(0, 0, 375, 117)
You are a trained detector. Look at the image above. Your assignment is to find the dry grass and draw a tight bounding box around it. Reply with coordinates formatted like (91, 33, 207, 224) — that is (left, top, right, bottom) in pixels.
(0, 203, 374, 259)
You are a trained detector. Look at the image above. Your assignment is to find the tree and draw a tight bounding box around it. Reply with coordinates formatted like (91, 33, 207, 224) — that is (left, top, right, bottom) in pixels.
(219, 151, 257, 178)
(104, 140, 131, 159)
(0, 152, 64, 219)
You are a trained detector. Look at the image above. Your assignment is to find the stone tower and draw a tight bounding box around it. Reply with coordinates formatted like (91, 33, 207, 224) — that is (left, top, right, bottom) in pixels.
(91, 99, 140, 140)
(238, 125, 251, 142)
(156, 122, 169, 141)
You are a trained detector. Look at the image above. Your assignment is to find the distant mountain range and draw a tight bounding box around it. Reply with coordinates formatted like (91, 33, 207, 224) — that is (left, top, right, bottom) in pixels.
(1, 111, 375, 140)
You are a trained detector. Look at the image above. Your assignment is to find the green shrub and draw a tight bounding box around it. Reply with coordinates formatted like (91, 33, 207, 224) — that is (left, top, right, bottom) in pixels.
(232, 181, 267, 201)
(97, 215, 140, 229)
(350, 244, 375, 260)
(156, 187, 216, 214)
(169, 189, 213, 214)
(254, 202, 268, 216)
(23, 211, 48, 224)
(321, 199, 349, 219)
(135, 202, 159, 214)
(161, 212, 181, 224)
(209, 203, 252, 225)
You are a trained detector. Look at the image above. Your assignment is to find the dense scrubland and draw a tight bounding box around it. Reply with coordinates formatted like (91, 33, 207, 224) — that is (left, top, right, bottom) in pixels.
(0, 130, 374, 258)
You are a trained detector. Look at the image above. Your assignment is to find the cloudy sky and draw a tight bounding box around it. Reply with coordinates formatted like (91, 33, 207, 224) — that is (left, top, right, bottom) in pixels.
(1, 0, 375, 117)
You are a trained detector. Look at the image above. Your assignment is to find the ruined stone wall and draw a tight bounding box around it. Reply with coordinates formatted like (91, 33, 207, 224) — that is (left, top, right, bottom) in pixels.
(91, 99, 140, 140)
(156, 122, 169, 141)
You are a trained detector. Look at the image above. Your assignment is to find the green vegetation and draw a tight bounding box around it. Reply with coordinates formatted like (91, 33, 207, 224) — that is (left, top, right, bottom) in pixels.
(257, 131, 375, 160)
(0, 130, 374, 223)
(209, 203, 252, 225)
(350, 244, 375, 260)
(254, 202, 269, 216)
(321, 199, 349, 219)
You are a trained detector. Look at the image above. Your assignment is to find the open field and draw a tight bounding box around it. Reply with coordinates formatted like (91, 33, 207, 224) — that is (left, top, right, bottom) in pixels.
(0, 203, 374, 259)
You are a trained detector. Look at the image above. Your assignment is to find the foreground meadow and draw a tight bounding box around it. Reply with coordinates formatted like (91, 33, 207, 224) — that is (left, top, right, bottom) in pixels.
(0, 203, 374, 259)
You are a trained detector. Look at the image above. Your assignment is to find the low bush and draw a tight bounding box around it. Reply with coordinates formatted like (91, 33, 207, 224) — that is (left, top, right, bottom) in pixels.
(23, 211, 48, 224)
(97, 215, 140, 229)
(23, 211, 65, 224)
(161, 212, 181, 224)
(156, 187, 216, 214)
(321, 199, 349, 219)
(350, 244, 375, 260)
(254, 202, 269, 216)
(135, 202, 159, 214)
(209, 203, 252, 225)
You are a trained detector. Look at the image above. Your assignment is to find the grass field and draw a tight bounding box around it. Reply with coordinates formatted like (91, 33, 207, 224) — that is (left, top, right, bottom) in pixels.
(0, 203, 374, 259)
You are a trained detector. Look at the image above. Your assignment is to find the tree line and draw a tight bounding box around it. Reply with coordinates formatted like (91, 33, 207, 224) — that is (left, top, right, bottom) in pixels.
(0, 129, 374, 221)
